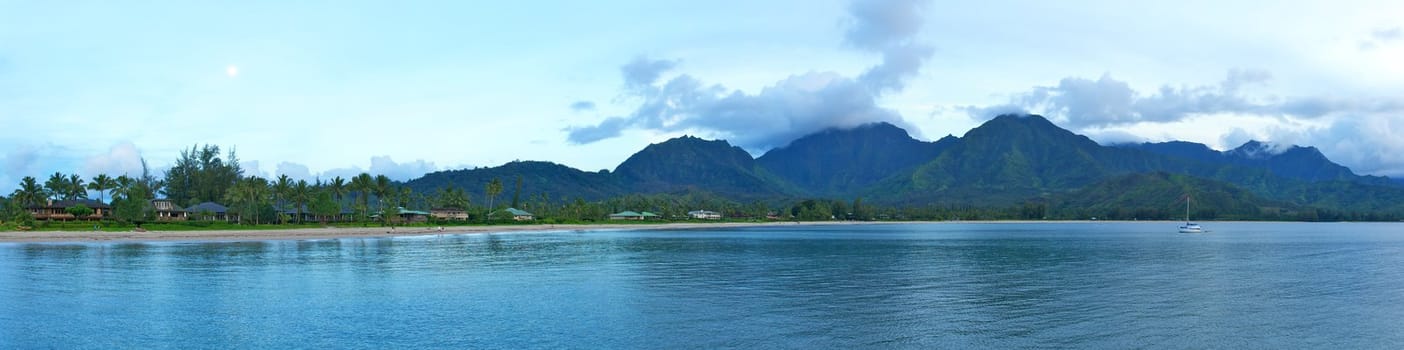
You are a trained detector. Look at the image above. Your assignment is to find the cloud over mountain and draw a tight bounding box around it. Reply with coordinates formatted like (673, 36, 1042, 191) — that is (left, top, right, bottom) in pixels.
(972, 70, 1404, 177)
(977, 69, 1404, 129)
(566, 0, 933, 152)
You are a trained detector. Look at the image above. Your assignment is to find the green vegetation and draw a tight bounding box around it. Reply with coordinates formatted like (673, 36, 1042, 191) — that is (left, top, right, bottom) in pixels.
(8, 113, 1404, 235)
(65, 204, 93, 219)
(163, 144, 243, 208)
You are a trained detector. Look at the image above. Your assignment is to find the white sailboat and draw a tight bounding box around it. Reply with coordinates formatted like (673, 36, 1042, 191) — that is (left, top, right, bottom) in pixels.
(1179, 196, 1204, 233)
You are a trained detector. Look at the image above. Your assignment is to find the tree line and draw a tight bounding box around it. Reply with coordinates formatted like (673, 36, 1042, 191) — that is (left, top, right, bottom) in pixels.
(5, 143, 1403, 228)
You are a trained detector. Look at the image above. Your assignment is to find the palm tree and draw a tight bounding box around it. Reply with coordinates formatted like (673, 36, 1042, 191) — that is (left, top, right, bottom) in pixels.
(112, 175, 135, 202)
(225, 176, 269, 225)
(15, 176, 46, 207)
(273, 175, 292, 224)
(351, 173, 373, 221)
(329, 176, 347, 204)
(486, 178, 503, 212)
(292, 180, 310, 224)
(88, 174, 115, 205)
(44, 172, 66, 201)
(66, 173, 87, 200)
(373, 175, 391, 213)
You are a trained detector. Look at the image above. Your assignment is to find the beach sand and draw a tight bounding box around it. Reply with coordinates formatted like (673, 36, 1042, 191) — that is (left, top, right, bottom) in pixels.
(0, 221, 880, 243)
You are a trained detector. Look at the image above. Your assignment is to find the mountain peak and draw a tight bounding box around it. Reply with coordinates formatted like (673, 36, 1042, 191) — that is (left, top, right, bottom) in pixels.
(757, 121, 950, 195)
(1119, 140, 1225, 164)
(963, 113, 1097, 149)
(780, 121, 912, 148)
(613, 134, 781, 198)
(1223, 140, 1361, 181)
(979, 114, 1065, 131)
(989, 113, 1056, 124)
(1228, 140, 1282, 160)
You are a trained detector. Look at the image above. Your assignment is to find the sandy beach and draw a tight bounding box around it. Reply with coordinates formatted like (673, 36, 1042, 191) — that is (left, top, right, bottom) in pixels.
(0, 220, 1208, 244)
(0, 221, 884, 243)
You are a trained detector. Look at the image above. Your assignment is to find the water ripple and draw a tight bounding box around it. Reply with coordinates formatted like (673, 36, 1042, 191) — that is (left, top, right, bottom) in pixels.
(2, 222, 1404, 349)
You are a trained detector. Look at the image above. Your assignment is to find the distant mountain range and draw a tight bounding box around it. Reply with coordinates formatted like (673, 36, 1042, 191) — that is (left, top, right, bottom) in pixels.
(406, 114, 1404, 217)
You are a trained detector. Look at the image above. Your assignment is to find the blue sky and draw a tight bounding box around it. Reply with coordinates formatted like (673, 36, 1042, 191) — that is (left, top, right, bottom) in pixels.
(3, 0, 1403, 194)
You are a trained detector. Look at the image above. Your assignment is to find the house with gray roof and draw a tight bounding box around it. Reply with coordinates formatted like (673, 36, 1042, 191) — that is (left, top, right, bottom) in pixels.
(186, 202, 238, 222)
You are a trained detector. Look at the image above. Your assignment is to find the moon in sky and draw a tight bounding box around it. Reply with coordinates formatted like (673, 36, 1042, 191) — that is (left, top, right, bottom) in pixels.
(226, 65, 239, 78)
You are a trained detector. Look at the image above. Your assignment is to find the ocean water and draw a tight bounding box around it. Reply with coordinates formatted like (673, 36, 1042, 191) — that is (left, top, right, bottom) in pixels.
(2, 222, 1403, 349)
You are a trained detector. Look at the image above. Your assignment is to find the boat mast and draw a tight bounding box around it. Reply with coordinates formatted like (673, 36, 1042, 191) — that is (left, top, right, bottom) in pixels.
(1184, 196, 1191, 223)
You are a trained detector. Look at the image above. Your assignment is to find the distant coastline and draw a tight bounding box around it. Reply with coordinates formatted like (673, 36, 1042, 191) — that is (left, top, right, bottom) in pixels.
(0, 221, 890, 244)
(9, 220, 1381, 244)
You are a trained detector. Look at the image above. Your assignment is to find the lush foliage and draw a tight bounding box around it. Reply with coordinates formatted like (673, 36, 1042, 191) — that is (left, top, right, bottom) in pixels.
(10, 113, 1404, 230)
(163, 144, 243, 208)
(65, 204, 94, 219)
(757, 122, 954, 196)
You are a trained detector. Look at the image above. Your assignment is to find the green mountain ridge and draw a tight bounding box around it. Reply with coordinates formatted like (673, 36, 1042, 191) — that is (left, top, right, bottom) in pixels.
(613, 135, 794, 200)
(405, 114, 1404, 219)
(756, 122, 955, 197)
(1052, 172, 1279, 220)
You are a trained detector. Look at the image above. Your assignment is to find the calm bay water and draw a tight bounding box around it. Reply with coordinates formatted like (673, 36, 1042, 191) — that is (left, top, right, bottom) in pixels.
(2, 222, 1403, 349)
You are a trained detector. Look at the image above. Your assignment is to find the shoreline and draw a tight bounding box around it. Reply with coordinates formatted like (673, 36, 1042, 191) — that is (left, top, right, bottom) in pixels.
(2, 220, 1387, 244)
(0, 221, 883, 244)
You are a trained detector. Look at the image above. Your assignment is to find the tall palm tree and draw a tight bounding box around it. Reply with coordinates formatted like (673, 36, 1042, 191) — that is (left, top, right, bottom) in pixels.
(44, 172, 66, 201)
(273, 175, 292, 224)
(351, 173, 373, 221)
(88, 174, 115, 205)
(329, 176, 347, 205)
(112, 175, 135, 202)
(486, 178, 503, 212)
(225, 176, 269, 225)
(373, 175, 391, 213)
(16, 176, 46, 207)
(65, 173, 87, 200)
(292, 180, 310, 224)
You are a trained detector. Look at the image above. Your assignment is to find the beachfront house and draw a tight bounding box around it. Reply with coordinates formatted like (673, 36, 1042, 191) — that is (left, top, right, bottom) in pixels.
(688, 210, 722, 220)
(186, 202, 239, 222)
(151, 199, 187, 221)
(608, 211, 660, 220)
(430, 208, 469, 220)
(490, 208, 534, 221)
(26, 199, 111, 221)
(399, 208, 431, 223)
(272, 202, 355, 223)
(372, 207, 431, 223)
(278, 204, 310, 223)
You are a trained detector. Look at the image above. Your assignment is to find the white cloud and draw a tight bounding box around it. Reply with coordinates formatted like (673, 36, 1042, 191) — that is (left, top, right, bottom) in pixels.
(970, 69, 1404, 177)
(976, 69, 1286, 128)
(83, 141, 145, 177)
(271, 156, 439, 183)
(1255, 114, 1404, 177)
(274, 162, 314, 182)
(239, 160, 269, 179)
(1219, 127, 1262, 150)
(3, 147, 42, 180)
(1, 144, 84, 194)
(369, 156, 437, 181)
(566, 0, 934, 152)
